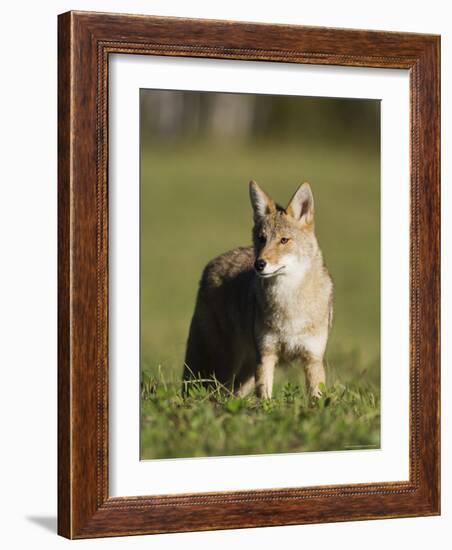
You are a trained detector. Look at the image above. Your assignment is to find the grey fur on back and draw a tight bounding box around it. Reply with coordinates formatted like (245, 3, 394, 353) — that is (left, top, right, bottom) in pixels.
(183, 246, 259, 388)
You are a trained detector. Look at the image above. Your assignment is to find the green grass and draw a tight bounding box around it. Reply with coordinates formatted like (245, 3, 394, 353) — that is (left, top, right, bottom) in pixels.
(140, 137, 380, 458)
(140, 370, 380, 459)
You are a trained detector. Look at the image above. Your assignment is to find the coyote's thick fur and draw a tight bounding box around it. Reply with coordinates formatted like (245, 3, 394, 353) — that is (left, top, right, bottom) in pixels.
(183, 181, 333, 398)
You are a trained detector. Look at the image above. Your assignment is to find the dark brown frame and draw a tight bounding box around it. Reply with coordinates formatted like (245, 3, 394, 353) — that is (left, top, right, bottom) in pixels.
(58, 10, 440, 539)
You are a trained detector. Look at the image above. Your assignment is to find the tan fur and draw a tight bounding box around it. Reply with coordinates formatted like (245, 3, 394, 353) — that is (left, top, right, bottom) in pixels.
(183, 181, 333, 399)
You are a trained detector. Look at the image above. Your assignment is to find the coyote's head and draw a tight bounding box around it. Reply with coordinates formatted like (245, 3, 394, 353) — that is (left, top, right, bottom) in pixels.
(249, 180, 320, 279)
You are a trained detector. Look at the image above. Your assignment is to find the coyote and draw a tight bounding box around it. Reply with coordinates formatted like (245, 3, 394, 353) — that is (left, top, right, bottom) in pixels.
(183, 181, 333, 399)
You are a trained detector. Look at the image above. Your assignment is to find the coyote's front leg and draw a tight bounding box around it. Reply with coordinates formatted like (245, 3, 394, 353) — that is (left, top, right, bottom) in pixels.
(255, 353, 277, 399)
(236, 376, 255, 398)
(303, 357, 326, 398)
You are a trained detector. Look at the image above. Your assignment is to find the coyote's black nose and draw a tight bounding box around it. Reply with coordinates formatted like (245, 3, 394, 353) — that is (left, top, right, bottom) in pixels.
(254, 259, 267, 272)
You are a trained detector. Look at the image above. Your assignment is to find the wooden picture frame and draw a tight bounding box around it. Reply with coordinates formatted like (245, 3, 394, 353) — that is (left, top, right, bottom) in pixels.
(58, 10, 440, 539)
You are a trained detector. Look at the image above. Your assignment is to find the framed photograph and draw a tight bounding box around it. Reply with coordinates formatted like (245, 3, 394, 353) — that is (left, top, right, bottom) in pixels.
(58, 11, 440, 538)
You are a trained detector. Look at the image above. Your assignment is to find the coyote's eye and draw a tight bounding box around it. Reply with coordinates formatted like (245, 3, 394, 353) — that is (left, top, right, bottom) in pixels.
(258, 234, 266, 244)
(280, 237, 290, 244)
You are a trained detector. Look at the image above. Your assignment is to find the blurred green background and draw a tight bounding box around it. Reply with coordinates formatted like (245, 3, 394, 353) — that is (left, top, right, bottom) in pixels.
(140, 89, 380, 392)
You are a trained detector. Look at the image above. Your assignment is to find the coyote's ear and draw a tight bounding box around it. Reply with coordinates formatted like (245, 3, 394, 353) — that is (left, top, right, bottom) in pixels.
(286, 182, 314, 226)
(249, 180, 276, 222)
